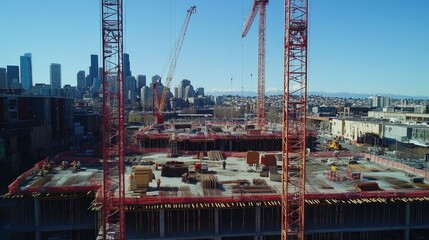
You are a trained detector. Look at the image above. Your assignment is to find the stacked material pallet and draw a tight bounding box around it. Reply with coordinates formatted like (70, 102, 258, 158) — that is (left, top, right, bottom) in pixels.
(231, 185, 276, 194)
(248, 129, 262, 135)
(130, 166, 153, 191)
(28, 176, 52, 191)
(219, 179, 249, 185)
(159, 186, 179, 196)
(355, 182, 380, 191)
(200, 174, 219, 189)
(260, 154, 277, 166)
(161, 161, 188, 177)
(253, 178, 267, 185)
(247, 151, 259, 164)
(207, 151, 223, 161)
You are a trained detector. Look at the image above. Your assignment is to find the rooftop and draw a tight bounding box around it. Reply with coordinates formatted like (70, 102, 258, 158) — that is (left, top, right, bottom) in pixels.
(6, 151, 429, 206)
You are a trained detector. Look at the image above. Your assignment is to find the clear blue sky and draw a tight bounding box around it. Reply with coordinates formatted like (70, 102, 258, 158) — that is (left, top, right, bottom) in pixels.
(1, 1, 428, 96)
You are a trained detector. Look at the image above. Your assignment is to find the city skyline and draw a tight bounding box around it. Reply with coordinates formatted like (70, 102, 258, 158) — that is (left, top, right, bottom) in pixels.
(0, 1, 428, 96)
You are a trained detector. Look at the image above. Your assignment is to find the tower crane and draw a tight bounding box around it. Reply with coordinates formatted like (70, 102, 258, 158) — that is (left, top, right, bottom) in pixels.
(101, 0, 125, 239)
(242, 0, 268, 128)
(154, 5, 196, 124)
(282, 0, 308, 239)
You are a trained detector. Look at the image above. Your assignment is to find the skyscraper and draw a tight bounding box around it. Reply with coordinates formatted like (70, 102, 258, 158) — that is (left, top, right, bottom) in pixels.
(151, 75, 161, 85)
(77, 70, 86, 90)
(98, 67, 103, 82)
(0, 68, 6, 89)
(124, 53, 131, 78)
(178, 79, 191, 98)
(196, 87, 204, 97)
(125, 76, 137, 102)
(90, 55, 98, 85)
(137, 75, 146, 93)
(50, 63, 61, 89)
(20, 53, 33, 90)
(6, 65, 19, 89)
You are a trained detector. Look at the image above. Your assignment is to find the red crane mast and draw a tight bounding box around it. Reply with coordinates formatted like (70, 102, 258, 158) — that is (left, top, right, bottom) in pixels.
(242, 0, 268, 128)
(282, 0, 308, 239)
(101, 0, 126, 239)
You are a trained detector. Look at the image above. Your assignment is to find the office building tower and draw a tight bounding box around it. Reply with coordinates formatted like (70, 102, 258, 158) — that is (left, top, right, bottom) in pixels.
(174, 87, 179, 98)
(77, 71, 86, 90)
(151, 75, 161, 85)
(371, 95, 391, 108)
(0, 68, 6, 89)
(184, 85, 195, 98)
(90, 55, 98, 84)
(125, 76, 137, 102)
(140, 86, 153, 110)
(137, 75, 146, 92)
(178, 79, 191, 98)
(196, 87, 204, 97)
(98, 67, 103, 82)
(124, 53, 131, 78)
(20, 53, 33, 90)
(50, 63, 61, 89)
(7, 65, 20, 89)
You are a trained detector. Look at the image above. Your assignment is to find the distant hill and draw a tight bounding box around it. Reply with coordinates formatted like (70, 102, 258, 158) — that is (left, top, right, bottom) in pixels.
(206, 89, 429, 100)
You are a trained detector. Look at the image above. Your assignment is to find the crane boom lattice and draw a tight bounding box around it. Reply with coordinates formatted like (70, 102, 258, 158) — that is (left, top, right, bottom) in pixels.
(282, 0, 308, 239)
(101, 0, 126, 239)
(155, 6, 196, 124)
(242, 0, 268, 128)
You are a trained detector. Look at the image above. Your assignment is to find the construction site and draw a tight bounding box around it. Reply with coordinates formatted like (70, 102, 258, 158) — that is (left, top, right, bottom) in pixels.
(3, 136, 429, 240)
(2, 0, 429, 240)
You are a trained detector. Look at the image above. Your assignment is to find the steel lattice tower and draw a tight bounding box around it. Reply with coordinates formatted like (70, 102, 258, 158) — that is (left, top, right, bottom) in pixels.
(242, 0, 268, 128)
(101, 0, 126, 239)
(282, 0, 308, 239)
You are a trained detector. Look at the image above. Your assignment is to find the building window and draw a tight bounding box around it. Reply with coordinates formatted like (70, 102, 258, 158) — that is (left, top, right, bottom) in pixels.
(9, 111, 17, 120)
(8, 99, 17, 110)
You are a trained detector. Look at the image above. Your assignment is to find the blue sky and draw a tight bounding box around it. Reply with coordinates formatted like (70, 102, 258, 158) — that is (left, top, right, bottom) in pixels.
(1, 0, 428, 96)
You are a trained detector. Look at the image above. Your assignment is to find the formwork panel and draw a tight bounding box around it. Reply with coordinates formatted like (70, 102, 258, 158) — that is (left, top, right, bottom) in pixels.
(410, 201, 429, 225)
(306, 202, 405, 230)
(306, 230, 403, 240)
(219, 208, 256, 234)
(39, 197, 94, 226)
(164, 209, 215, 238)
(126, 210, 160, 238)
(261, 206, 281, 232)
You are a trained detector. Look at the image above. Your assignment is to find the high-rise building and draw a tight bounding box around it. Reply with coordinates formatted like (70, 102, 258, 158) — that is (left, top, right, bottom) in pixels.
(98, 67, 103, 82)
(90, 55, 98, 85)
(184, 85, 195, 98)
(371, 95, 391, 108)
(125, 76, 136, 102)
(77, 71, 86, 91)
(196, 87, 204, 97)
(151, 75, 161, 85)
(50, 63, 61, 89)
(20, 53, 33, 90)
(0, 68, 6, 89)
(137, 75, 146, 92)
(178, 79, 191, 98)
(174, 87, 179, 98)
(140, 86, 153, 110)
(124, 53, 131, 78)
(7, 65, 19, 89)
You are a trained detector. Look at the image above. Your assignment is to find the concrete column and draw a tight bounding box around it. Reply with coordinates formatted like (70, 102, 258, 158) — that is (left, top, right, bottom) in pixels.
(213, 208, 220, 240)
(404, 202, 410, 240)
(34, 198, 41, 240)
(159, 208, 165, 238)
(214, 208, 219, 234)
(255, 206, 261, 234)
